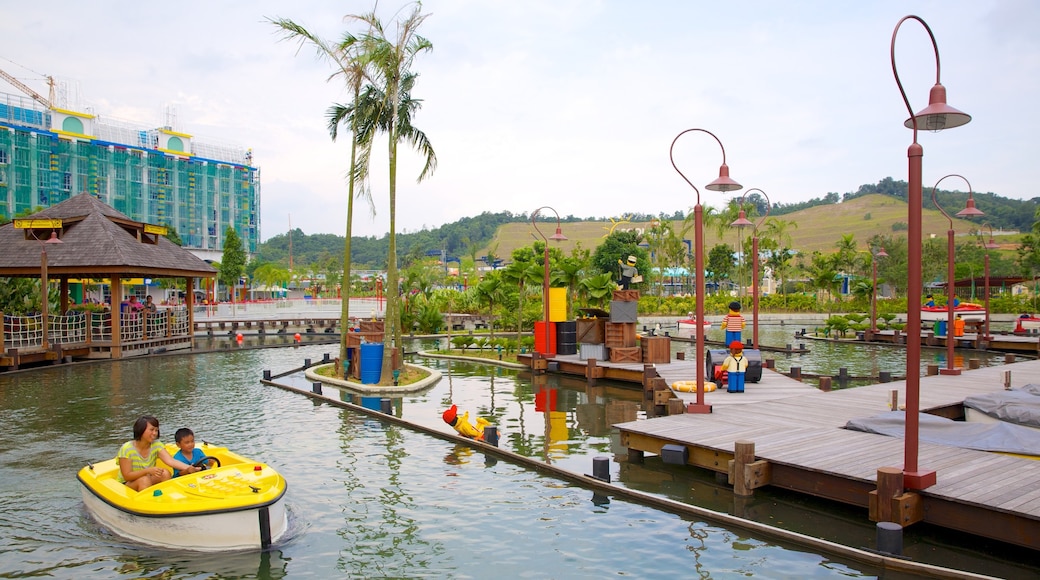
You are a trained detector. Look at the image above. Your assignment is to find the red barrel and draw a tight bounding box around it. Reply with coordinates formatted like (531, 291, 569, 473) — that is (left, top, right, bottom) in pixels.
(534, 321, 557, 355)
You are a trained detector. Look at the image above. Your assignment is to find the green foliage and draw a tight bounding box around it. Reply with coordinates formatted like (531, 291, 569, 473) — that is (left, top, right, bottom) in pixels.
(218, 227, 247, 292)
(590, 230, 646, 281)
(891, 222, 907, 231)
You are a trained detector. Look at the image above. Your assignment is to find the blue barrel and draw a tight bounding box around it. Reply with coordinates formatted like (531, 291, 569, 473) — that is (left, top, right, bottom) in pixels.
(936, 320, 947, 336)
(359, 342, 384, 384)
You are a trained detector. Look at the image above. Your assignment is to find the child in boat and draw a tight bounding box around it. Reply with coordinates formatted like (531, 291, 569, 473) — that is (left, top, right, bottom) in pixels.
(117, 416, 197, 491)
(172, 427, 209, 476)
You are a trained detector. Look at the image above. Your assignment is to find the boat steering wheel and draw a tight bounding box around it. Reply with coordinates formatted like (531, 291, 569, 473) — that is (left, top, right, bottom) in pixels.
(192, 456, 221, 470)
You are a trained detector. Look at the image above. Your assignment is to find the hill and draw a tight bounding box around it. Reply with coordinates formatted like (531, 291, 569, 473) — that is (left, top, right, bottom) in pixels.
(481, 194, 1011, 260)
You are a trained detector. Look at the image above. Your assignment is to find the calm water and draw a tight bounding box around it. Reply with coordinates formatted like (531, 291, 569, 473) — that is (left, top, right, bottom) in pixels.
(0, 327, 1035, 578)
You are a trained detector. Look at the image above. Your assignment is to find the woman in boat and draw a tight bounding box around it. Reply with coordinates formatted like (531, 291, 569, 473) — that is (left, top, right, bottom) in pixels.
(117, 416, 198, 491)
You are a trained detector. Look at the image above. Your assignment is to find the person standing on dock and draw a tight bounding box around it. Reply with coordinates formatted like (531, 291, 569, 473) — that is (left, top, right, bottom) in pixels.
(722, 301, 746, 345)
(720, 341, 749, 393)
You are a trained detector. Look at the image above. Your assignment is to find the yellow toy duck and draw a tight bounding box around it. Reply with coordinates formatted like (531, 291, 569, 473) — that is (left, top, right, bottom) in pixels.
(442, 404, 491, 440)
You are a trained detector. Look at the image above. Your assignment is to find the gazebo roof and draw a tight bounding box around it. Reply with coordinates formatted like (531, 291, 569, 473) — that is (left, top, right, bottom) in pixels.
(0, 193, 218, 279)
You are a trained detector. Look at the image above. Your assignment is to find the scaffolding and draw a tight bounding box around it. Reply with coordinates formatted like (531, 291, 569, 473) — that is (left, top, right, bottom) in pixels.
(0, 89, 258, 254)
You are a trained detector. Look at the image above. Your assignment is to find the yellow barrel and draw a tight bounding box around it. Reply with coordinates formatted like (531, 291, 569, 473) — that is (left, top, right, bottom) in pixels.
(549, 287, 567, 322)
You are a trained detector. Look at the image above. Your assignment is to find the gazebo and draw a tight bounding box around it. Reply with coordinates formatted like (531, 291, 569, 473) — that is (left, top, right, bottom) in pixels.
(0, 194, 217, 368)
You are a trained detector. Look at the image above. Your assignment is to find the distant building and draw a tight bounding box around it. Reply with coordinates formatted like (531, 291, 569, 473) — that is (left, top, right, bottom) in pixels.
(0, 83, 258, 263)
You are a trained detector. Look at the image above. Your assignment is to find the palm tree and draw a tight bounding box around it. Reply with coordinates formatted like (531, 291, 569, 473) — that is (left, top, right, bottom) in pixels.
(348, 4, 436, 379)
(475, 273, 504, 339)
(270, 16, 375, 372)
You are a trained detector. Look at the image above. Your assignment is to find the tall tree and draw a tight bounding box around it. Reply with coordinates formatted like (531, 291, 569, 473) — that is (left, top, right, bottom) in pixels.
(349, 3, 436, 378)
(219, 227, 247, 310)
(271, 16, 378, 375)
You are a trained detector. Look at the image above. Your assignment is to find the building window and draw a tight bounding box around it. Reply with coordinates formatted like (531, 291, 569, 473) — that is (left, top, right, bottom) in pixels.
(0, 147, 7, 164)
(63, 172, 72, 191)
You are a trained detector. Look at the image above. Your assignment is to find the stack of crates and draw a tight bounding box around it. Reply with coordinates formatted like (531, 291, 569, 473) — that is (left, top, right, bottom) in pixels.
(607, 289, 640, 362)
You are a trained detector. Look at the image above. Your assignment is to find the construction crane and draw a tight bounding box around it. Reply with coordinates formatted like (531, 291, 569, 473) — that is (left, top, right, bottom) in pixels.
(0, 67, 53, 109)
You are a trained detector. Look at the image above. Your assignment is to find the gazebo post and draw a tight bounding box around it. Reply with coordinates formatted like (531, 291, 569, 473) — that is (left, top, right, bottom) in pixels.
(111, 277, 123, 359)
(187, 277, 196, 350)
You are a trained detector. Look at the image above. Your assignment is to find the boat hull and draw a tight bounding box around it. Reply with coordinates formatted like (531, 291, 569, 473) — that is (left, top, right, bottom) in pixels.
(78, 443, 288, 551)
(81, 486, 287, 551)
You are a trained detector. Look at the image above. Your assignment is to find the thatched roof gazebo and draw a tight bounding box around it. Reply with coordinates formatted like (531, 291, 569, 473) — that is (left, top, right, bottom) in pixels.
(0, 193, 217, 366)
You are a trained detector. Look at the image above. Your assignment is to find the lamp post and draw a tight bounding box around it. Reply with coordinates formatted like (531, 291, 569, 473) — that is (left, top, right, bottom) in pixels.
(730, 188, 770, 350)
(14, 221, 64, 350)
(931, 174, 984, 376)
(670, 128, 742, 414)
(531, 206, 567, 358)
(870, 246, 889, 333)
(979, 224, 999, 340)
(891, 15, 971, 490)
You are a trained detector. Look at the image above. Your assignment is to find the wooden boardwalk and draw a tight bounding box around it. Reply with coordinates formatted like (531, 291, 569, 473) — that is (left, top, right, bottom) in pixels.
(614, 358, 1040, 550)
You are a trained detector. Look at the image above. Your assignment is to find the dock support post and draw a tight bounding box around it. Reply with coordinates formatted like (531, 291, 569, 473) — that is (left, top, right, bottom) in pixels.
(676, 351, 684, 360)
(592, 457, 611, 482)
(484, 426, 499, 447)
(312, 382, 322, 395)
(818, 376, 832, 391)
(968, 358, 980, 370)
(926, 364, 939, 376)
(872, 467, 903, 523)
(728, 440, 770, 497)
(627, 448, 644, 464)
(789, 367, 801, 380)
(879, 371, 891, 383)
(1005, 353, 1016, 364)
(586, 358, 598, 387)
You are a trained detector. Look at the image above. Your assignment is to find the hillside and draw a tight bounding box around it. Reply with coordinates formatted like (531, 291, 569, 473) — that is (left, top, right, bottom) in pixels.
(482, 194, 1017, 260)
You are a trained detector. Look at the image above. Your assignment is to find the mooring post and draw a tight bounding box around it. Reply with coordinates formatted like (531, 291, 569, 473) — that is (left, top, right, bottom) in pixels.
(876, 521, 904, 556)
(587, 358, 598, 387)
(819, 376, 832, 391)
(263, 369, 271, 380)
(789, 366, 801, 381)
(879, 371, 891, 383)
(312, 382, 322, 395)
(968, 358, 980, 370)
(484, 426, 499, 447)
(1005, 353, 1016, 364)
(874, 467, 903, 523)
(926, 364, 939, 376)
(890, 390, 899, 411)
(592, 456, 610, 482)
(732, 440, 756, 497)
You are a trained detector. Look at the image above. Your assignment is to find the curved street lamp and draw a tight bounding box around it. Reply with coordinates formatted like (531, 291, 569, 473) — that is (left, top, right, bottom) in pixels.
(870, 246, 889, 334)
(931, 174, 984, 376)
(670, 128, 742, 414)
(730, 188, 770, 349)
(890, 14, 971, 490)
(979, 224, 999, 340)
(531, 206, 567, 359)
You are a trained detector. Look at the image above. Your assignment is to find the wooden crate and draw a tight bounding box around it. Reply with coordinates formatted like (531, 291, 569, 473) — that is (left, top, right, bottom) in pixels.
(641, 336, 671, 363)
(609, 346, 641, 363)
(613, 289, 640, 302)
(576, 318, 605, 344)
(347, 331, 386, 347)
(604, 322, 636, 348)
(359, 319, 384, 333)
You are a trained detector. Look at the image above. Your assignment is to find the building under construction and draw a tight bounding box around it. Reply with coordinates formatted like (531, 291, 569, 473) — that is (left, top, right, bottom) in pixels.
(0, 72, 258, 261)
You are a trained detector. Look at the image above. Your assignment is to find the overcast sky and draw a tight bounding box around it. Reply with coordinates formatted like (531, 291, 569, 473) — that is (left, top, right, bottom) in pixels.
(2, 1, 1037, 241)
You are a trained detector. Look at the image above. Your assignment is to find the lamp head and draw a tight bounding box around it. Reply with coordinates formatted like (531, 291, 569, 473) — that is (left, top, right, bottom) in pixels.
(876, 247, 889, 258)
(984, 238, 999, 250)
(45, 231, 63, 244)
(550, 226, 567, 242)
(705, 164, 742, 192)
(955, 196, 984, 218)
(731, 210, 753, 228)
(904, 83, 971, 131)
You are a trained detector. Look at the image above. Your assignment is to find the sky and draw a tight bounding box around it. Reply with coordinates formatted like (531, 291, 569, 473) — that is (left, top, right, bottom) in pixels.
(2, 1, 1038, 242)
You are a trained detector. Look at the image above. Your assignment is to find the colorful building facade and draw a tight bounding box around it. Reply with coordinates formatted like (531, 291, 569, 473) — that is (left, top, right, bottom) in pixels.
(0, 89, 258, 262)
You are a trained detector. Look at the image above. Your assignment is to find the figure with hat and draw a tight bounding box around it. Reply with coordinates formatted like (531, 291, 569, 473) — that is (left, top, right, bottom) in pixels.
(722, 301, 746, 345)
(717, 341, 749, 393)
(618, 255, 639, 289)
(441, 404, 491, 440)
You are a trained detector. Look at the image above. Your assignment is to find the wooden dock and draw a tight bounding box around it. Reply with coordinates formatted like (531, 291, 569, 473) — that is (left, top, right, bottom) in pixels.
(614, 358, 1040, 550)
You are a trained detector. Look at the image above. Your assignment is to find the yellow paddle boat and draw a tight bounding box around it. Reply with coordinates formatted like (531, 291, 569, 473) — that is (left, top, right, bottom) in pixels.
(77, 442, 288, 551)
